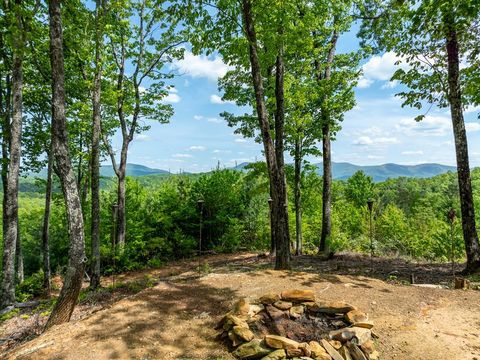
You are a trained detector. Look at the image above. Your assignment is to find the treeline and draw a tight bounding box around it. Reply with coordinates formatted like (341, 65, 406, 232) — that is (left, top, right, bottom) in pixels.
(1, 0, 479, 330)
(8, 166, 476, 286)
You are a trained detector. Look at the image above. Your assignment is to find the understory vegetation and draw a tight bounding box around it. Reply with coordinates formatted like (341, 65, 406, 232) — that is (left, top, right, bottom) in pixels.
(4, 165, 476, 300)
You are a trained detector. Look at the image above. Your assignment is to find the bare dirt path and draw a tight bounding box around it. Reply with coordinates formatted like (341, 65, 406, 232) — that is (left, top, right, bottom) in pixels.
(3, 253, 480, 360)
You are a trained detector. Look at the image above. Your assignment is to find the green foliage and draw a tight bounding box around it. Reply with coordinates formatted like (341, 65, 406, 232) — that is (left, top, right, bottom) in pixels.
(16, 271, 45, 301)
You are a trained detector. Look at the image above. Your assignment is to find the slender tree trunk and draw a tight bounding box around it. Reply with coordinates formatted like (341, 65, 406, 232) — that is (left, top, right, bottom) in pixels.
(319, 122, 332, 253)
(318, 30, 338, 254)
(90, 0, 103, 290)
(241, 0, 290, 269)
(1, 6, 24, 307)
(45, 0, 86, 329)
(294, 138, 302, 255)
(1, 74, 11, 264)
(42, 148, 53, 294)
(15, 229, 23, 283)
(116, 162, 126, 251)
(444, 13, 480, 274)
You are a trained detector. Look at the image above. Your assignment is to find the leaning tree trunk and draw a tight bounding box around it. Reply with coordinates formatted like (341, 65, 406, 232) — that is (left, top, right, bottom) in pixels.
(318, 29, 338, 255)
(42, 148, 53, 294)
(444, 13, 480, 274)
(241, 0, 290, 270)
(1, 9, 24, 307)
(90, 0, 103, 290)
(319, 122, 332, 253)
(45, 0, 86, 329)
(294, 138, 302, 255)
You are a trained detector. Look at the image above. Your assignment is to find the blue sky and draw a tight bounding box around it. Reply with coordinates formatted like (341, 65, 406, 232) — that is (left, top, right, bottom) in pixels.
(111, 30, 480, 173)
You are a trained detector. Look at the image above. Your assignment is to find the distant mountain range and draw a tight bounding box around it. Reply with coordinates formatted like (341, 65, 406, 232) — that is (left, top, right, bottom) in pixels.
(27, 162, 457, 182)
(233, 161, 456, 182)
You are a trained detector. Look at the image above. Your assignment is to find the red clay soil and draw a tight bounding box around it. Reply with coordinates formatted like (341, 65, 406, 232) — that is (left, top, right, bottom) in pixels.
(2, 253, 480, 360)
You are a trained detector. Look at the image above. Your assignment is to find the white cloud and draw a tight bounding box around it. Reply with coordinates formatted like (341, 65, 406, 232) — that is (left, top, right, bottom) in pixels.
(235, 138, 247, 143)
(189, 145, 207, 151)
(401, 150, 424, 155)
(396, 115, 450, 136)
(357, 77, 374, 89)
(210, 94, 235, 105)
(381, 80, 399, 89)
(134, 134, 152, 142)
(466, 122, 480, 132)
(172, 50, 231, 81)
(353, 136, 399, 146)
(193, 115, 204, 120)
(173, 153, 192, 158)
(359, 52, 408, 88)
(162, 89, 181, 104)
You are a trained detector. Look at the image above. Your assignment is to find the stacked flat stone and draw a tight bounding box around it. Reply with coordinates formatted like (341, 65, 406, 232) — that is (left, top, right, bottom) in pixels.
(216, 289, 380, 360)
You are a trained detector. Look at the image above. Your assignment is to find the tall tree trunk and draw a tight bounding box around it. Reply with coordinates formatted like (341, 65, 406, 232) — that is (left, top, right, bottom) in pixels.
(90, 0, 103, 290)
(1, 6, 24, 307)
(294, 138, 302, 255)
(1, 74, 11, 265)
(444, 12, 480, 274)
(319, 122, 332, 253)
(42, 147, 53, 294)
(15, 229, 23, 283)
(116, 162, 126, 251)
(45, 0, 86, 329)
(241, 0, 290, 269)
(318, 30, 338, 254)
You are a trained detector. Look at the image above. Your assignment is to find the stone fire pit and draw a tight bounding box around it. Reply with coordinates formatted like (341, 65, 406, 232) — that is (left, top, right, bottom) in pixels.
(216, 289, 379, 360)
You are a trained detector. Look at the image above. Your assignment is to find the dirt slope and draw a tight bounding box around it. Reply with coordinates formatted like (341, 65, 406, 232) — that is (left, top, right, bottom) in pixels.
(4, 254, 480, 360)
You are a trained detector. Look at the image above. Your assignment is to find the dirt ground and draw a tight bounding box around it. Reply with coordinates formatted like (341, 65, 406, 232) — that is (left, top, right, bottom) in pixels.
(2, 253, 480, 360)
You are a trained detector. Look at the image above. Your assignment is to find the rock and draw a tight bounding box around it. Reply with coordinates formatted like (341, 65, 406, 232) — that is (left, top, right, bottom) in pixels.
(281, 289, 315, 303)
(339, 346, 352, 360)
(329, 327, 371, 346)
(265, 335, 300, 350)
(308, 341, 331, 360)
(320, 339, 345, 360)
(359, 340, 374, 355)
(233, 326, 255, 342)
(328, 340, 342, 350)
(345, 310, 368, 324)
(249, 304, 265, 316)
(233, 298, 251, 317)
(265, 305, 288, 320)
(261, 349, 287, 360)
(274, 301, 293, 311)
(299, 342, 312, 357)
(347, 343, 367, 360)
(286, 348, 304, 357)
(229, 330, 242, 347)
(223, 314, 249, 331)
(306, 301, 356, 314)
(260, 292, 281, 304)
(289, 305, 305, 319)
(369, 350, 380, 360)
(232, 339, 272, 359)
(352, 321, 374, 329)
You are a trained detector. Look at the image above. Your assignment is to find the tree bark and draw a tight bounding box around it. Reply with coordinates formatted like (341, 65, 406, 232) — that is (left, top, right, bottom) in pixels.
(319, 122, 332, 253)
(116, 161, 127, 251)
(241, 0, 290, 269)
(1, 4, 24, 307)
(15, 229, 23, 283)
(42, 147, 53, 294)
(45, 0, 86, 329)
(318, 29, 338, 254)
(444, 12, 480, 274)
(90, 0, 103, 290)
(294, 138, 302, 255)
